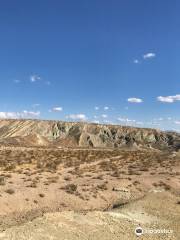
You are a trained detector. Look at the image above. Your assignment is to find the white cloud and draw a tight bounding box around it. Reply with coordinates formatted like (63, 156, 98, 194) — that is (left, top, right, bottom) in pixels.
(101, 114, 107, 118)
(117, 117, 127, 122)
(104, 106, 109, 110)
(126, 118, 136, 122)
(30, 75, 41, 82)
(174, 121, 180, 125)
(0, 111, 40, 119)
(22, 110, 40, 118)
(94, 106, 99, 110)
(157, 96, 174, 103)
(117, 117, 137, 125)
(93, 120, 100, 124)
(51, 107, 63, 112)
(133, 59, 139, 64)
(157, 95, 180, 103)
(66, 114, 87, 121)
(13, 79, 20, 83)
(143, 52, 156, 59)
(127, 97, 143, 103)
(117, 117, 136, 122)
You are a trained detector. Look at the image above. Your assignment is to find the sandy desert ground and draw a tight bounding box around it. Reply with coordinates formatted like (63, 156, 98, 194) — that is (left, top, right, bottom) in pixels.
(0, 146, 179, 239)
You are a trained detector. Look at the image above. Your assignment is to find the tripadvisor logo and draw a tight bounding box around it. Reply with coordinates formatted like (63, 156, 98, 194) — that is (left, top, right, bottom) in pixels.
(134, 226, 173, 236)
(135, 227, 143, 236)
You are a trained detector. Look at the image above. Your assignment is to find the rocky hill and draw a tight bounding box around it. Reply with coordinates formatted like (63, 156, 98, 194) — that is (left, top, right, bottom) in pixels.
(0, 119, 179, 150)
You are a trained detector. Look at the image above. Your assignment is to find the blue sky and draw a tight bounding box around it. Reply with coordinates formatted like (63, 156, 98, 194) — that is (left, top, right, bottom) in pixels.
(0, 0, 180, 131)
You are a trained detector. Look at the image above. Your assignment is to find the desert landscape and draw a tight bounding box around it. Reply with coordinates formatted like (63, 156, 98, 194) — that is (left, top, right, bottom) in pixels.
(0, 119, 179, 239)
(0, 0, 179, 239)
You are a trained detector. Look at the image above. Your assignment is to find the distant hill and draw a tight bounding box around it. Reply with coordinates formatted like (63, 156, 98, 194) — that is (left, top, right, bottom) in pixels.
(0, 119, 179, 150)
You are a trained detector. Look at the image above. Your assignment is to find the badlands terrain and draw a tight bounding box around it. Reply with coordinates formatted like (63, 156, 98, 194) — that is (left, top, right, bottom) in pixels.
(0, 119, 179, 239)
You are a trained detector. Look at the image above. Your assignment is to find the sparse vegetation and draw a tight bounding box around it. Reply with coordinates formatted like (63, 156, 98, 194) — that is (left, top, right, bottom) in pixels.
(5, 188, 15, 194)
(39, 193, 45, 198)
(0, 137, 179, 233)
(63, 184, 77, 194)
(0, 176, 5, 185)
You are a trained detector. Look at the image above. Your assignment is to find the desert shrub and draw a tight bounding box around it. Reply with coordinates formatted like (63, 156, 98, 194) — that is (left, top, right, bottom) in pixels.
(45, 161, 57, 170)
(26, 181, 37, 188)
(97, 183, 108, 190)
(47, 176, 59, 183)
(0, 176, 5, 185)
(84, 174, 92, 177)
(64, 176, 71, 181)
(112, 200, 127, 209)
(4, 164, 16, 171)
(153, 181, 171, 190)
(139, 167, 149, 171)
(133, 180, 140, 185)
(43, 182, 49, 185)
(36, 161, 44, 169)
(39, 193, 45, 198)
(111, 171, 120, 177)
(5, 188, 15, 194)
(63, 184, 77, 194)
(16, 169, 23, 174)
(92, 174, 104, 180)
(5, 174, 12, 178)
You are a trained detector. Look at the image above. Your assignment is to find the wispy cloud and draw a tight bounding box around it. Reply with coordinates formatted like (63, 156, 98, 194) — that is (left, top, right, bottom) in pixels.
(117, 117, 136, 123)
(104, 106, 109, 110)
(157, 95, 180, 103)
(13, 79, 21, 83)
(143, 52, 156, 59)
(51, 106, 63, 112)
(133, 52, 156, 64)
(66, 114, 87, 121)
(133, 59, 139, 64)
(127, 97, 143, 103)
(174, 121, 180, 125)
(30, 74, 41, 82)
(101, 114, 108, 118)
(94, 106, 99, 110)
(117, 117, 127, 122)
(117, 117, 145, 126)
(0, 111, 40, 119)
